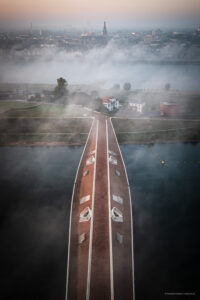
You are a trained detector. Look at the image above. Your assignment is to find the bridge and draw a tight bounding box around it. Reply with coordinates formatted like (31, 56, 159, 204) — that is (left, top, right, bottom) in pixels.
(66, 115, 135, 300)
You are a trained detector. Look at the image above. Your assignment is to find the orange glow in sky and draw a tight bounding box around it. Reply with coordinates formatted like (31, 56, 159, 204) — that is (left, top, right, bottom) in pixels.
(1, 0, 200, 19)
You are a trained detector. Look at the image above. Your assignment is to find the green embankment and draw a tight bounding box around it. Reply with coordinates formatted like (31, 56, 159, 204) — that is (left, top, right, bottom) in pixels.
(0, 117, 92, 146)
(0, 101, 87, 117)
(112, 118, 200, 144)
(1, 101, 200, 146)
(0, 101, 92, 145)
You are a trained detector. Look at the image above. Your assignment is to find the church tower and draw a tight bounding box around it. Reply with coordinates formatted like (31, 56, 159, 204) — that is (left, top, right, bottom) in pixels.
(102, 21, 107, 37)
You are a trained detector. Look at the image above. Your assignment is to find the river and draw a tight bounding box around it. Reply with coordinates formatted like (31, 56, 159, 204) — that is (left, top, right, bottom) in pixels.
(121, 143, 200, 299)
(0, 144, 199, 299)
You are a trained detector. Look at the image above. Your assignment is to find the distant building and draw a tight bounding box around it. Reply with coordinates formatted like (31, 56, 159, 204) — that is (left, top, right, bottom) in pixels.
(160, 102, 178, 116)
(102, 21, 107, 37)
(144, 35, 152, 43)
(81, 32, 91, 37)
(41, 90, 54, 101)
(129, 101, 145, 113)
(27, 92, 41, 101)
(102, 97, 119, 111)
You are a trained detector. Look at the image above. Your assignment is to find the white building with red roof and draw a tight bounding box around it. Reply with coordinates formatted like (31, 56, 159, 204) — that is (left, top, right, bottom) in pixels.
(102, 97, 119, 112)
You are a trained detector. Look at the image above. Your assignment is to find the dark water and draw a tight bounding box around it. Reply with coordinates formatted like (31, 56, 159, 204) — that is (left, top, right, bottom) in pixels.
(121, 143, 200, 299)
(0, 144, 200, 300)
(0, 146, 83, 300)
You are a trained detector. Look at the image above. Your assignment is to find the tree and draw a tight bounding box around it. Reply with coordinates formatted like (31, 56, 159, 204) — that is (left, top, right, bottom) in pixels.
(164, 83, 171, 91)
(90, 90, 99, 99)
(123, 82, 131, 91)
(54, 77, 68, 99)
(91, 98, 102, 111)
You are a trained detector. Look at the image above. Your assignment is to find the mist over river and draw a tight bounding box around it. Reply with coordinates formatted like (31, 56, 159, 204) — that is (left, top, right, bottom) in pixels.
(1, 62, 200, 92)
(0, 143, 200, 299)
(1, 39, 200, 92)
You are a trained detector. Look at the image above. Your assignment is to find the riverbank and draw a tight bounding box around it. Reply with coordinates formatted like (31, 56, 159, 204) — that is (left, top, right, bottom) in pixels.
(1, 101, 200, 146)
(0, 117, 91, 146)
(1, 117, 200, 146)
(112, 118, 200, 145)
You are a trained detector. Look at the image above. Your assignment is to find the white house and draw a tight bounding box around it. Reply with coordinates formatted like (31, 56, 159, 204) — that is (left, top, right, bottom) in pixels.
(129, 101, 145, 113)
(102, 97, 120, 112)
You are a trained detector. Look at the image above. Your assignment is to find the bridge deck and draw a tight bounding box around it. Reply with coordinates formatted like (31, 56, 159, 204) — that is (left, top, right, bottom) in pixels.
(66, 116, 134, 300)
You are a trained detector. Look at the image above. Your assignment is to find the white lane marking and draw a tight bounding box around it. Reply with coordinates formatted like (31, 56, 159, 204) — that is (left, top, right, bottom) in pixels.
(86, 120, 99, 300)
(106, 120, 114, 300)
(109, 118, 135, 300)
(65, 119, 95, 300)
(117, 127, 195, 134)
(111, 116, 200, 122)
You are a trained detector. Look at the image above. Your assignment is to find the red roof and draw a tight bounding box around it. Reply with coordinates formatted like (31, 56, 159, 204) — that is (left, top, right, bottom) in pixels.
(102, 98, 110, 103)
(102, 97, 116, 104)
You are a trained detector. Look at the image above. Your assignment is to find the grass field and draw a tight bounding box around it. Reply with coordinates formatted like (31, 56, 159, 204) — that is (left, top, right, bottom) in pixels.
(0, 101, 89, 117)
(0, 116, 92, 146)
(1, 100, 200, 146)
(112, 118, 200, 144)
(0, 101, 41, 113)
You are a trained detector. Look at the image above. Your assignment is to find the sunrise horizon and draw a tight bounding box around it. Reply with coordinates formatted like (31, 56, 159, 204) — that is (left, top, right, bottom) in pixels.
(0, 0, 200, 30)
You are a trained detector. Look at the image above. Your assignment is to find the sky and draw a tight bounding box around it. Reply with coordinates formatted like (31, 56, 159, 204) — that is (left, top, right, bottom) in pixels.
(0, 0, 200, 29)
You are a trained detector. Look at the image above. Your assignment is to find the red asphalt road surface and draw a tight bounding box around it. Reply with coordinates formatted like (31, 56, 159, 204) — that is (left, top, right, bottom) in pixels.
(66, 115, 134, 300)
